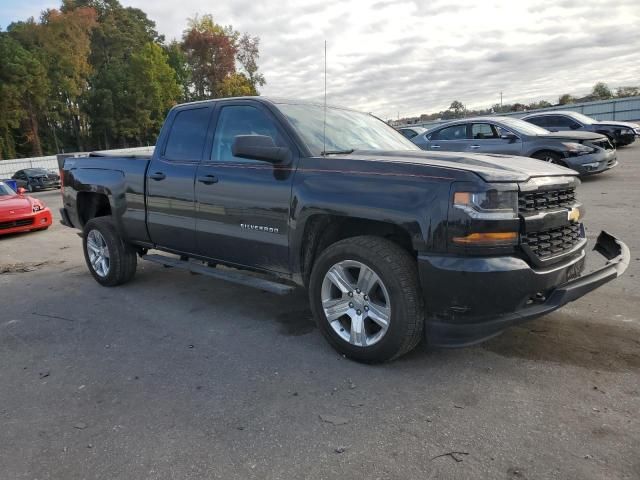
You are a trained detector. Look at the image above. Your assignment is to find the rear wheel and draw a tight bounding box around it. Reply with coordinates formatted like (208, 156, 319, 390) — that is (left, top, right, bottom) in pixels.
(83, 217, 137, 286)
(309, 236, 424, 363)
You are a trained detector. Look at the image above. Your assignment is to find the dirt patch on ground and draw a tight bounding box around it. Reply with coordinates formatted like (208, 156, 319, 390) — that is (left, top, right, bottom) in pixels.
(0, 260, 64, 274)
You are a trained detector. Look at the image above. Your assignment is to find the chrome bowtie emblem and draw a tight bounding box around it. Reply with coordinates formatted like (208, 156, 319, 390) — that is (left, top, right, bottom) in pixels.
(567, 207, 580, 223)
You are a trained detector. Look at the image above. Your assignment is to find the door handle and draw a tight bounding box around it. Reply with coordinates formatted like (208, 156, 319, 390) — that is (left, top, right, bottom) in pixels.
(198, 174, 219, 185)
(430, 144, 441, 149)
(469, 145, 481, 149)
(149, 172, 166, 181)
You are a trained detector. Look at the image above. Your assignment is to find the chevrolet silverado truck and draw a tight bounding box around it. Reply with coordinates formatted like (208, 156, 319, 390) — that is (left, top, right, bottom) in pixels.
(57, 97, 630, 363)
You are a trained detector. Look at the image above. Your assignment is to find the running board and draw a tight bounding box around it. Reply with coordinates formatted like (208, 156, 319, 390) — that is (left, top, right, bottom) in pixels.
(143, 254, 295, 295)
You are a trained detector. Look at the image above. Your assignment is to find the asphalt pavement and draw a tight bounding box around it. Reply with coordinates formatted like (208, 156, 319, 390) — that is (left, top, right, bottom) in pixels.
(1, 144, 639, 479)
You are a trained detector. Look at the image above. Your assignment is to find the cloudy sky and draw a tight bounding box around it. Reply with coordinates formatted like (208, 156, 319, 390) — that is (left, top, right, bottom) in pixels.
(2, 0, 639, 119)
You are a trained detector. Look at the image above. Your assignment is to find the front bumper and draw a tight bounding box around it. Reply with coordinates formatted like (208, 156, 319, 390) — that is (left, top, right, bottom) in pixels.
(419, 231, 629, 347)
(616, 132, 636, 145)
(0, 208, 52, 235)
(563, 150, 617, 175)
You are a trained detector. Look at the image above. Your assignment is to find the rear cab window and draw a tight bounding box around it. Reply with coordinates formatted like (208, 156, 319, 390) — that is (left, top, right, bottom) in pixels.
(163, 107, 211, 161)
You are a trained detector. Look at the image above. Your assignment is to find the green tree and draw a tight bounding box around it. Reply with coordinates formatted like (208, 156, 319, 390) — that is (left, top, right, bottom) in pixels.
(558, 93, 574, 105)
(616, 86, 640, 98)
(591, 82, 612, 100)
(0, 32, 49, 157)
(218, 72, 257, 97)
(236, 33, 265, 91)
(166, 41, 191, 101)
(121, 43, 181, 144)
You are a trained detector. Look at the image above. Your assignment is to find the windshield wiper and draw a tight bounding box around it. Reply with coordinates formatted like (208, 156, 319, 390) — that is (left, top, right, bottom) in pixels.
(321, 149, 355, 156)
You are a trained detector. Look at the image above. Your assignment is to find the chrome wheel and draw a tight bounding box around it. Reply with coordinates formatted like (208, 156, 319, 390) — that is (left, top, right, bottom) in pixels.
(321, 260, 391, 347)
(86, 229, 110, 278)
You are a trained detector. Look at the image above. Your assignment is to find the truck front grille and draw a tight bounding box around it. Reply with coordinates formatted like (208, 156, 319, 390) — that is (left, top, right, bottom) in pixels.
(518, 187, 576, 214)
(521, 223, 582, 259)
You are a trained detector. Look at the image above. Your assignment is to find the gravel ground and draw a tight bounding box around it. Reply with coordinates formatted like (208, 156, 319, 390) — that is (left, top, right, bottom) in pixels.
(1, 144, 639, 480)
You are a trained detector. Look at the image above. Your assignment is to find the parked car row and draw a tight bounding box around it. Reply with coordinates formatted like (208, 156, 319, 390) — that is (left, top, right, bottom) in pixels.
(404, 116, 617, 176)
(521, 111, 639, 147)
(399, 111, 639, 177)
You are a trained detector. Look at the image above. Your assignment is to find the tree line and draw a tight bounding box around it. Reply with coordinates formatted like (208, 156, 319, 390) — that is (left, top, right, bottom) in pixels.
(0, 0, 265, 159)
(395, 82, 640, 124)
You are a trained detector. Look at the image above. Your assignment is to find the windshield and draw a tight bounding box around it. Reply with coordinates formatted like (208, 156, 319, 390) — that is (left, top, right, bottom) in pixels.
(276, 103, 420, 155)
(498, 117, 550, 135)
(0, 182, 16, 196)
(565, 112, 596, 125)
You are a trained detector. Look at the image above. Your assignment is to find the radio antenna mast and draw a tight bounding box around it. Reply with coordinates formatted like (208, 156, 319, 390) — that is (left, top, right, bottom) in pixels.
(323, 40, 327, 156)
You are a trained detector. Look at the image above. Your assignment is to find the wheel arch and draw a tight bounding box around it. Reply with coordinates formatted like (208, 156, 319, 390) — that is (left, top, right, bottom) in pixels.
(297, 214, 416, 288)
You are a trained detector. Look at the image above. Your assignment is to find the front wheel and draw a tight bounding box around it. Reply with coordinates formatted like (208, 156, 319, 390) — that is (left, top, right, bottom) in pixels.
(82, 217, 137, 286)
(532, 150, 564, 165)
(309, 236, 424, 363)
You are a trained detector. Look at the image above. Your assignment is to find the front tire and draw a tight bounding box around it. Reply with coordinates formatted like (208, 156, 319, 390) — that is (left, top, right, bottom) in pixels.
(532, 150, 564, 166)
(309, 236, 424, 363)
(83, 217, 137, 286)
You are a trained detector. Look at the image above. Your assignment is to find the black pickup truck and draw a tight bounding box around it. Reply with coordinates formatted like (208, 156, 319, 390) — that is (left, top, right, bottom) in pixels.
(58, 97, 629, 362)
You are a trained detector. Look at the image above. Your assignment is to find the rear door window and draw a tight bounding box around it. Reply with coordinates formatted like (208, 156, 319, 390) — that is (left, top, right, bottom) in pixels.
(163, 107, 211, 161)
(548, 115, 580, 129)
(526, 116, 548, 127)
(432, 124, 468, 141)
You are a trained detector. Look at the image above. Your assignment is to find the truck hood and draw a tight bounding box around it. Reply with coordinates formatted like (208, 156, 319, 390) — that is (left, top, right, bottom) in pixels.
(535, 131, 606, 141)
(347, 150, 577, 183)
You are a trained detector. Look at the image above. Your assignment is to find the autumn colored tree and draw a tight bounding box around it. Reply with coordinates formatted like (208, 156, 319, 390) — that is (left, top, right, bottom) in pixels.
(182, 14, 238, 100)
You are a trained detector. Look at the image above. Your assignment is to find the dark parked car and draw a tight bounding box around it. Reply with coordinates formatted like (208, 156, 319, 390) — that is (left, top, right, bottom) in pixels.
(12, 168, 61, 192)
(521, 111, 639, 147)
(411, 116, 617, 176)
(57, 98, 628, 363)
(398, 126, 426, 139)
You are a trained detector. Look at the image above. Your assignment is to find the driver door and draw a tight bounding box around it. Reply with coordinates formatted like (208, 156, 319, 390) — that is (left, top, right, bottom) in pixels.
(194, 101, 296, 273)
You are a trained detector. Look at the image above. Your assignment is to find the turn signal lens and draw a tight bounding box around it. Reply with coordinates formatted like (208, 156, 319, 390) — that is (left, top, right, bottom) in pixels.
(452, 232, 518, 246)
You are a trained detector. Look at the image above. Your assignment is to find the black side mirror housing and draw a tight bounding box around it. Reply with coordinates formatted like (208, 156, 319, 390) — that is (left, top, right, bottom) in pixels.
(232, 135, 291, 164)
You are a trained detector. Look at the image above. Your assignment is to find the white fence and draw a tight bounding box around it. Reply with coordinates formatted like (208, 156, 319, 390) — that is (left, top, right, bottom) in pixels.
(0, 147, 155, 178)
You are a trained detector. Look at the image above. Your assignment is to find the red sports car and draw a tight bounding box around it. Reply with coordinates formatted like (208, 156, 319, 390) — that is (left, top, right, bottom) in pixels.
(0, 181, 52, 235)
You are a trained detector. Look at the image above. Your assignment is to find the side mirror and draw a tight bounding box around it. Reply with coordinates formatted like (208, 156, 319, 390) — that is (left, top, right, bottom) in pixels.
(17, 187, 27, 195)
(570, 124, 580, 130)
(500, 133, 518, 143)
(232, 135, 291, 164)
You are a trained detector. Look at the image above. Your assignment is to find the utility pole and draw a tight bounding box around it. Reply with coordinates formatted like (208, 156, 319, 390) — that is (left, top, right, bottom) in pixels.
(500, 91, 503, 108)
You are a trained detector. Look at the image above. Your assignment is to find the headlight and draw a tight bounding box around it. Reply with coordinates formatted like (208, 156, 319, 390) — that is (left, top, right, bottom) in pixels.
(32, 204, 42, 212)
(561, 142, 595, 155)
(453, 190, 518, 220)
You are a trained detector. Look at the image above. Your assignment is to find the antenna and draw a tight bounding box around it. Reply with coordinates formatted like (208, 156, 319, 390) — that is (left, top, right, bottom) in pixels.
(323, 40, 327, 156)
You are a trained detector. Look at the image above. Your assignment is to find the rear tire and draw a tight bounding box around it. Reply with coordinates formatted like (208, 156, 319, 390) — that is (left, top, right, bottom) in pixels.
(309, 236, 424, 363)
(83, 217, 137, 286)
